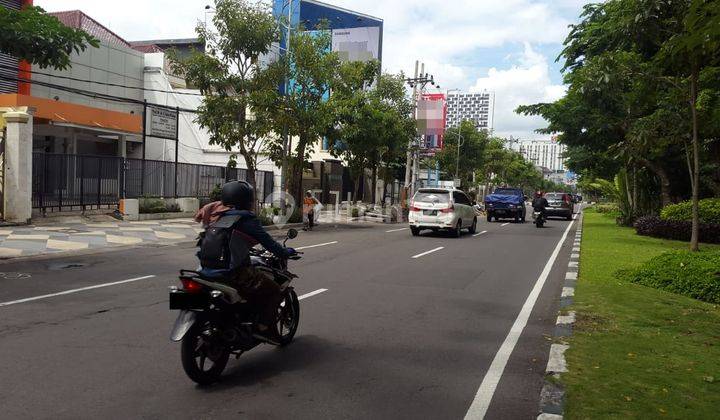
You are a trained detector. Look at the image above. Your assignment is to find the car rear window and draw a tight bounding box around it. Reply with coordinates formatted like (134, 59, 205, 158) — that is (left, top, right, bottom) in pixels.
(546, 193, 564, 200)
(414, 190, 450, 203)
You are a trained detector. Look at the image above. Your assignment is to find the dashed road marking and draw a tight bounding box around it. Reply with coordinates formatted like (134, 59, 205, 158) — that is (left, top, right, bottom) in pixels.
(501, 223, 510, 227)
(473, 230, 488, 237)
(298, 289, 328, 300)
(386, 227, 409, 233)
(296, 241, 338, 250)
(0, 275, 156, 308)
(412, 247, 444, 259)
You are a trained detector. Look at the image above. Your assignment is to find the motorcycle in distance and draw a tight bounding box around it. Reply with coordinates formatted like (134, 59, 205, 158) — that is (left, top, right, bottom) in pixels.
(169, 228, 303, 385)
(532, 209, 546, 228)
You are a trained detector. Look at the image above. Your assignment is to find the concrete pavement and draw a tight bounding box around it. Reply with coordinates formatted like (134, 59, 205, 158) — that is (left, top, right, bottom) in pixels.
(0, 212, 579, 419)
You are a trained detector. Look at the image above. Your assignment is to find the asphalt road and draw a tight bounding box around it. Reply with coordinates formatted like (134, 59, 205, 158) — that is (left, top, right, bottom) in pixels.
(0, 209, 579, 420)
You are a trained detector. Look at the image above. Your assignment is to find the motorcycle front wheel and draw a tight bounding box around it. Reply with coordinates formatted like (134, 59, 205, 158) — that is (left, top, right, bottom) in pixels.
(275, 288, 300, 347)
(180, 319, 230, 385)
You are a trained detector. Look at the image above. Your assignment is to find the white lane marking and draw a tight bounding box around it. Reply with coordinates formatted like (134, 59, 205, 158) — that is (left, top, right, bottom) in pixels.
(566, 272, 578, 280)
(464, 216, 575, 420)
(386, 227, 409, 233)
(0, 275, 156, 308)
(411, 247, 444, 259)
(298, 288, 328, 300)
(556, 311, 576, 325)
(473, 230, 488, 238)
(296, 241, 338, 250)
(561, 287, 575, 297)
(501, 223, 510, 227)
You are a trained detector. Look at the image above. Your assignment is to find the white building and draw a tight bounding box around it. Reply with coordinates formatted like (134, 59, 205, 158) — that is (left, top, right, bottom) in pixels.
(517, 139, 567, 172)
(445, 92, 493, 131)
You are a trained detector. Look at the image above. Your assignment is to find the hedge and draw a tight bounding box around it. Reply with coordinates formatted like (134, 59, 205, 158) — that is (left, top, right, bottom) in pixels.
(634, 216, 720, 244)
(660, 198, 720, 225)
(617, 250, 720, 304)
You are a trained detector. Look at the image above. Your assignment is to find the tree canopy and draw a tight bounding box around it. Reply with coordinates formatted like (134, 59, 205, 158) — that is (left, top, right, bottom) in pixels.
(0, 5, 98, 70)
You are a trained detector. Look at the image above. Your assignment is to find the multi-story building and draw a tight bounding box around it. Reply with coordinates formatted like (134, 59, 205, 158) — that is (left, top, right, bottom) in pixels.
(445, 92, 493, 131)
(517, 139, 567, 172)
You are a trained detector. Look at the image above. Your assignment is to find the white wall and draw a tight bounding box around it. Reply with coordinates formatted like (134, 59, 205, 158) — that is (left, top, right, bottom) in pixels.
(31, 41, 144, 116)
(142, 52, 282, 200)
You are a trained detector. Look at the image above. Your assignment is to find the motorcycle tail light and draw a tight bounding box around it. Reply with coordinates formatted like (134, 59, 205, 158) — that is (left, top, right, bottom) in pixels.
(180, 277, 203, 293)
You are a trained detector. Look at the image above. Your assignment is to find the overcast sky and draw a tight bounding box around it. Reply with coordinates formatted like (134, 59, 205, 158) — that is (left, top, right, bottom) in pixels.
(36, 0, 588, 140)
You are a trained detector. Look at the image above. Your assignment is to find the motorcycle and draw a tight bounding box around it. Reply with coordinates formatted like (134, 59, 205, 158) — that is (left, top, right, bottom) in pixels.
(532, 210, 546, 228)
(169, 228, 303, 385)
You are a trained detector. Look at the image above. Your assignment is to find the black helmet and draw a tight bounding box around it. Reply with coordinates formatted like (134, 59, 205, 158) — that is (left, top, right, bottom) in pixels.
(221, 180, 254, 209)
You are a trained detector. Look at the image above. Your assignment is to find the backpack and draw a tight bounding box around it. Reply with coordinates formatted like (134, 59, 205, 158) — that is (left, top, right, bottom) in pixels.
(197, 213, 242, 269)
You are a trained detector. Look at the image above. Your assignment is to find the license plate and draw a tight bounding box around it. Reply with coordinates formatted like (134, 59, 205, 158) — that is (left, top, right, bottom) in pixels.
(424, 210, 438, 216)
(496, 209, 506, 214)
(169, 290, 207, 310)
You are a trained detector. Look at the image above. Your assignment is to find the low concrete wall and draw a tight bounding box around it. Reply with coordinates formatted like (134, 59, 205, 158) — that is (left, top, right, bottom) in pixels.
(136, 211, 195, 221)
(119, 199, 140, 221)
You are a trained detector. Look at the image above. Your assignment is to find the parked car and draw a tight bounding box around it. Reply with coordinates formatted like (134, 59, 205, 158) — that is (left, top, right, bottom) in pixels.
(408, 188, 478, 237)
(544, 192, 574, 220)
(484, 187, 527, 222)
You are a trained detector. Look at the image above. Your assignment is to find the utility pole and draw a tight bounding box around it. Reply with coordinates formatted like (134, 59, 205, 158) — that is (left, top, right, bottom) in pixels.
(278, 0, 293, 204)
(410, 62, 424, 193)
(403, 60, 419, 198)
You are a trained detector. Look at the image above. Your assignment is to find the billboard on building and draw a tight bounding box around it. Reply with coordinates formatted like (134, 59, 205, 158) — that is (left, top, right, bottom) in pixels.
(331, 27, 380, 63)
(417, 93, 446, 151)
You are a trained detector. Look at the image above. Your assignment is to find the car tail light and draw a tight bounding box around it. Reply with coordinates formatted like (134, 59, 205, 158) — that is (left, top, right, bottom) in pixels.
(441, 205, 454, 213)
(180, 277, 203, 293)
(410, 201, 421, 212)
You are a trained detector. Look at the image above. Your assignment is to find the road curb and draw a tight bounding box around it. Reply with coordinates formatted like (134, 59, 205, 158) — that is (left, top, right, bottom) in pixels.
(537, 212, 583, 420)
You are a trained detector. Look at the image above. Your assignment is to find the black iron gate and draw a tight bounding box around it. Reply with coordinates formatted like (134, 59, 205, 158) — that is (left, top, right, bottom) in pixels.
(32, 153, 275, 213)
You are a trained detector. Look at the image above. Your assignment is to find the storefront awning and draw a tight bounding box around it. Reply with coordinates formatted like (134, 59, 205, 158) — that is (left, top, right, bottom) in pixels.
(0, 94, 142, 135)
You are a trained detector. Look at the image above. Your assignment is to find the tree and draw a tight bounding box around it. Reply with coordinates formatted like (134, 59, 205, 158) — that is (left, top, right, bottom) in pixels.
(656, 0, 720, 251)
(433, 121, 489, 188)
(328, 63, 414, 204)
(0, 5, 98, 70)
(171, 0, 280, 195)
(265, 26, 340, 210)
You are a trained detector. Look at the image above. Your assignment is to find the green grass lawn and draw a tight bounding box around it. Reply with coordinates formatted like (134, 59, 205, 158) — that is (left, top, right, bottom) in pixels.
(564, 210, 720, 419)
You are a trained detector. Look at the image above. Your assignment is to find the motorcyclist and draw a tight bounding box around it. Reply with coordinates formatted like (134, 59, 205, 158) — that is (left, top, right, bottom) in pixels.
(200, 180, 296, 343)
(532, 191, 549, 218)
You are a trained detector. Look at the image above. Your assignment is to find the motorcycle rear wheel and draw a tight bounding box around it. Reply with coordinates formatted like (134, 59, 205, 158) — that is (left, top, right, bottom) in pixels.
(180, 320, 230, 385)
(275, 288, 300, 347)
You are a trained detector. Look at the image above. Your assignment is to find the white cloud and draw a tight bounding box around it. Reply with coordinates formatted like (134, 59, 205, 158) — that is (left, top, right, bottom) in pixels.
(469, 43, 566, 140)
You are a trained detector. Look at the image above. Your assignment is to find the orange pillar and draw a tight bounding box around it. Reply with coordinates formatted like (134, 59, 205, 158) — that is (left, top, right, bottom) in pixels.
(17, 0, 34, 95)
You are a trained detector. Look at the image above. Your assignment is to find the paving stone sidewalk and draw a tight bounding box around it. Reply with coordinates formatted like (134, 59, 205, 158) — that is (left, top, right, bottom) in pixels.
(0, 218, 203, 259)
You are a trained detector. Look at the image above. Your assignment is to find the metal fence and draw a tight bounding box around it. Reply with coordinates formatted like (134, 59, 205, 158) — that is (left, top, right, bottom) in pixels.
(32, 153, 275, 212)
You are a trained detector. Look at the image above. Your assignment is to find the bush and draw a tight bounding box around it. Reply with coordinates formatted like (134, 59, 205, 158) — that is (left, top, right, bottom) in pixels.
(351, 207, 360, 218)
(595, 203, 620, 214)
(634, 216, 720, 244)
(660, 198, 720, 225)
(616, 250, 720, 304)
(139, 198, 181, 214)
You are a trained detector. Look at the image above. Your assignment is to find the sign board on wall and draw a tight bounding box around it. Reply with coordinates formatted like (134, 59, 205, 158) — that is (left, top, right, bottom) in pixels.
(148, 106, 178, 140)
(331, 27, 380, 63)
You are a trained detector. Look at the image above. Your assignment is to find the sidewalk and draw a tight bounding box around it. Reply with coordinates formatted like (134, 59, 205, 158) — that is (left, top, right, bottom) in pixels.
(0, 218, 203, 259)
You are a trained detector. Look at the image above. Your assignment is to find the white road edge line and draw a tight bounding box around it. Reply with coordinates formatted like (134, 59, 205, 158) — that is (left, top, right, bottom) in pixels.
(0, 275, 157, 308)
(411, 246, 444, 259)
(501, 223, 510, 227)
(298, 288, 328, 300)
(296, 241, 339, 250)
(473, 230, 488, 237)
(464, 216, 575, 420)
(386, 227, 409, 233)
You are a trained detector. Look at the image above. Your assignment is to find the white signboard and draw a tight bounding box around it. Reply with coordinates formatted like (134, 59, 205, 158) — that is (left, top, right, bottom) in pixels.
(149, 107, 178, 140)
(332, 27, 381, 63)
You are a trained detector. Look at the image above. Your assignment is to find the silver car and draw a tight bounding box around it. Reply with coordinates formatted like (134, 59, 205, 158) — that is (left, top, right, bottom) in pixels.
(408, 188, 478, 237)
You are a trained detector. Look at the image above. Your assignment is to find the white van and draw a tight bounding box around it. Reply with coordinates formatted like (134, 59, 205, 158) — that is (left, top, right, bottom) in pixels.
(408, 188, 478, 237)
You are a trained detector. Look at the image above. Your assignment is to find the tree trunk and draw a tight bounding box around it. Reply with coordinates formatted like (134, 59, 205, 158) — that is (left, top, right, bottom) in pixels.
(242, 152, 258, 211)
(639, 158, 672, 208)
(690, 67, 701, 252)
(288, 135, 307, 220)
(371, 159, 378, 206)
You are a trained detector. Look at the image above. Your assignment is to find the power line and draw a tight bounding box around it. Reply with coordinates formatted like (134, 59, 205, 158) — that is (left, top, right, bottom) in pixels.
(0, 63, 204, 96)
(0, 72, 199, 114)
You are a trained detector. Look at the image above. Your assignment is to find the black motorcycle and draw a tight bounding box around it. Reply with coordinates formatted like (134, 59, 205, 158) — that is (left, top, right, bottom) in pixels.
(169, 229, 302, 385)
